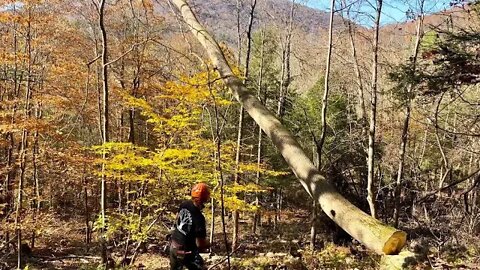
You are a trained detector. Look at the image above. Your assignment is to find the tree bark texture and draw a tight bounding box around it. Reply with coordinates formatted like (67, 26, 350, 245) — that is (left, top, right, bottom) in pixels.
(171, 0, 406, 255)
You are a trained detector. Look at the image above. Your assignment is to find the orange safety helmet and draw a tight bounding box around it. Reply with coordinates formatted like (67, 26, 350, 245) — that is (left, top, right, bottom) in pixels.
(191, 183, 211, 204)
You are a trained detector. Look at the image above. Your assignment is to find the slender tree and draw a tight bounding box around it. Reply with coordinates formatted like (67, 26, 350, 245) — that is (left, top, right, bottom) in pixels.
(232, 0, 257, 251)
(253, 29, 266, 235)
(312, 0, 335, 250)
(317, 0, 335, 170)
(232, 38, 245, 257)
(31, 101, 41, 249)
(96, 0, 110, 264)
(3, 0, 20, 251)
(276, 0, 295, 118)
(236, 0, 242, 66)
(393, 1, 425, 227)
(208, 72, 231, 269)
(15, 4, 34, 267)
(341, 0, 367, 128)
(272, 0, 295, 230)
(366, 0, 383, 219)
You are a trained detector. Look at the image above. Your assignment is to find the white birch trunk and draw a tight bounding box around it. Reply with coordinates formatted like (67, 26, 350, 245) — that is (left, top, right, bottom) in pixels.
(171, 0, 406, 255)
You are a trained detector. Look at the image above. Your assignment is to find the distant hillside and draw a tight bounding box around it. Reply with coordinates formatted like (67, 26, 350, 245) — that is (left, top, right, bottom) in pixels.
(383, 4, 474, 34)
(158, 0, 353, 93)
(190, 0, 332, 42)
(159, 1, 474, 93)
(378, 4, 476, 65)
(157, 0, 336, 45)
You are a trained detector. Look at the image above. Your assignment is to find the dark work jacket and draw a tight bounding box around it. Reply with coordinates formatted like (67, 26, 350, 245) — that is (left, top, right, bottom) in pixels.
(171, 200, 207, 251)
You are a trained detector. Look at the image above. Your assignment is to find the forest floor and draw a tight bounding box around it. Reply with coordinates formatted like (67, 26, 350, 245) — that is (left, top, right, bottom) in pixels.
(2, 209, 480, 269)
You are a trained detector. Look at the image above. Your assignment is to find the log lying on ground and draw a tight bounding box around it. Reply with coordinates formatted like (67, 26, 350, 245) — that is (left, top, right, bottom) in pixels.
(170, 0, 406, 255)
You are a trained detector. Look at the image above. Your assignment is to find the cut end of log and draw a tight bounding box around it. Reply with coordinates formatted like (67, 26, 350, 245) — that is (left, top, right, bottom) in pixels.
(382, 231, 407, 255)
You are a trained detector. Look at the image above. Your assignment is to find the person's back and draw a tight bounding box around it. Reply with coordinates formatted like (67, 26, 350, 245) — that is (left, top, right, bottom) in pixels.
(170, 183, 211, 270)
(171, 200, 206, 252)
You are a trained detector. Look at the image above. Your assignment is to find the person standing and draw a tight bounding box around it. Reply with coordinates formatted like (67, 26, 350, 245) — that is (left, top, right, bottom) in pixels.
(170, 183, 211, 270)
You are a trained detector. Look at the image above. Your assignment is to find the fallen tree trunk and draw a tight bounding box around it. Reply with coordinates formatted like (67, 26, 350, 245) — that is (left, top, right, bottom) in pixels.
(170, 0, 406, 255)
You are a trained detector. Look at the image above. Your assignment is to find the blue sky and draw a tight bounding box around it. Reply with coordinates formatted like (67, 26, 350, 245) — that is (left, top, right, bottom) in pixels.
(301, 0, 453, 26)
(0, 2, 23, 12)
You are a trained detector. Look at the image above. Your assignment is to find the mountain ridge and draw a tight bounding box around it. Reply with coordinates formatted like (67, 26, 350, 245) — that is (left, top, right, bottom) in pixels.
(158, 0, 335, 46)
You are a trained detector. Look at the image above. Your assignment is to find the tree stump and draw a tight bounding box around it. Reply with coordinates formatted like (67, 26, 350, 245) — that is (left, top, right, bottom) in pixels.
(380, 250, 418, 270)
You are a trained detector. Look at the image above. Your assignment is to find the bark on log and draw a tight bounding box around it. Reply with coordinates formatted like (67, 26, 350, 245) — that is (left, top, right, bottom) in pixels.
(170, 0, 406, 255)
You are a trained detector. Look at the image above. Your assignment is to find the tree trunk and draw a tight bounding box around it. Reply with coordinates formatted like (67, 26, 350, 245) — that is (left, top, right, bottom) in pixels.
(273, 1, 294, 235)
(367, 0, 383, 219)
(274, 189, 282, 231)
(4, 132, 14, 220)
(232, 105, 243, 250)
(98, 0, 109, 264)
(15, 130, 27, 269)
(209, 78, 231, 268)
(434, 94, 450, 196)
(2, 42, 17, 220)
(235, 0, 242, 66)
(16, 6, 33, 266)
(253, 29, 265, 235)
(232, 0, 257, 251)
(342, 0, 367, 127)
(129, 108, 135, 144)
(311, 0, 335, 249)
(317, 0, 335, 170)
(171, 0, 406, 255)
(31, 102, 41, 249)
(276, 0, 294, 118)
(209, 184, 218, 245)
(393, 9, 424, 227)
(83, 161, 91, 245)
(5, 0, 19, 227)
(310, 200, 317, 250)
(253, 124, 263, 234)
(244, 0, 256, 79)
